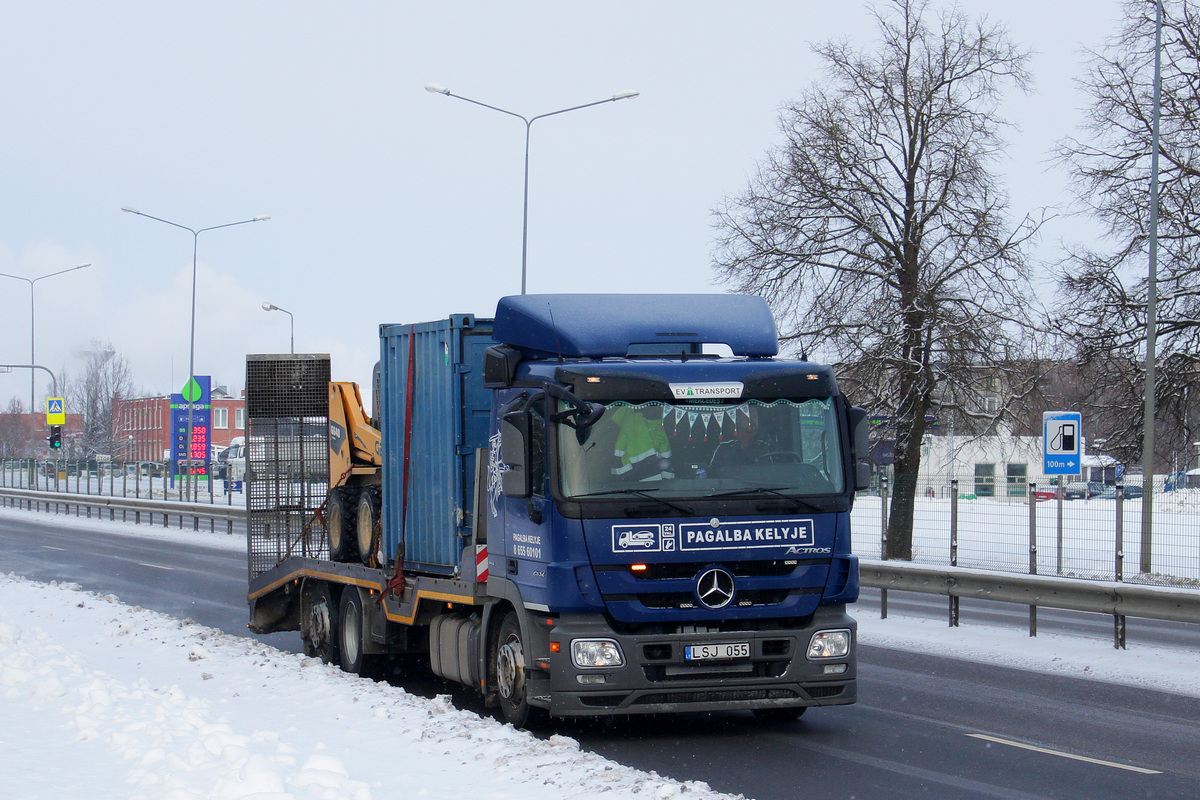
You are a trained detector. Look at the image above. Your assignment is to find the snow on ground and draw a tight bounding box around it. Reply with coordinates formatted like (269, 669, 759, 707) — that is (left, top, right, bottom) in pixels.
(2, 505, 1198, 799)
(0, 573, 735, 800)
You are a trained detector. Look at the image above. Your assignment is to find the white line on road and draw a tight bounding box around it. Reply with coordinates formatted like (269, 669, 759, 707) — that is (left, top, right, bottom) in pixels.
(137, 563, 174, 571)
(40, 546, 66, 551)
(966, 734, 1163, 774)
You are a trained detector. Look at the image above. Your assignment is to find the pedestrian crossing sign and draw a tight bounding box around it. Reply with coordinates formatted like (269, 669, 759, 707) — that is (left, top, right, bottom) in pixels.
(46, 397, 65, 425)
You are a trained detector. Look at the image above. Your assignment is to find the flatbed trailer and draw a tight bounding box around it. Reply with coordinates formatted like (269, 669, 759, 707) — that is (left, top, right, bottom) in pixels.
(246, 296, 866, 726)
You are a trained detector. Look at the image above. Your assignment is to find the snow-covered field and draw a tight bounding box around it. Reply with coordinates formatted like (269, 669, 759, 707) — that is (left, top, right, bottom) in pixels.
(2, 507, 1199, 798)
(850, 492, 1200, 583)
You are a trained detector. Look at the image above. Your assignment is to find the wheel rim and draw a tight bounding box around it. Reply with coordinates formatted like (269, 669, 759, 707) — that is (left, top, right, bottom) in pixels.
(309, 596, 332, 655)
(328, 504, 343, 550)
(497, 633, 525, 701)
(343, 599, 361, 663)
(357, 500, 374, 561)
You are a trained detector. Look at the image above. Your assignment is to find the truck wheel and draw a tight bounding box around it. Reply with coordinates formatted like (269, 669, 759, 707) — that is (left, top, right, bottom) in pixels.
(338, 587, 373, 675)
(752, 707, 806, 722)
(327, 486, 360, 562)
(493, 612, 546, 728)
(302, 583, 339, 664)
(355, 487, 382, 567)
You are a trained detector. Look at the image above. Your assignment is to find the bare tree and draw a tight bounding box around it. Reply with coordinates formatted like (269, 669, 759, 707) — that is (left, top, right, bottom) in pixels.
(0, 397, 28, 459)
(64, 342, 136, 458)
(1054, 0, 1200, 473)
(713, 0, 1042, 559)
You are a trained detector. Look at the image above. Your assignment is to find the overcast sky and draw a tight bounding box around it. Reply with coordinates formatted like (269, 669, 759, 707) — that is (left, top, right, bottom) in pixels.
(0, 1, 1124, 408)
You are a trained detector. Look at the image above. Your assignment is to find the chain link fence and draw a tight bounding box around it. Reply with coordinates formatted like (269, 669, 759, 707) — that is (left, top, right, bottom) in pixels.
(852, 473, 1200, 587)
(7, 458, 1197, 588)
(0, 458, 243, 507)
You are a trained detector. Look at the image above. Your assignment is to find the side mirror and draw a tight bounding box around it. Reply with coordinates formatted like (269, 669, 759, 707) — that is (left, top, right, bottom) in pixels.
(500, 411, 532, 498)
(856, 461, 872, 492)
(848, 406, 871, 492)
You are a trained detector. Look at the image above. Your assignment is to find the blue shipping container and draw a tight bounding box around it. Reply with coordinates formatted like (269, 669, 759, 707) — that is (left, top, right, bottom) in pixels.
(379, 315, 494, 574)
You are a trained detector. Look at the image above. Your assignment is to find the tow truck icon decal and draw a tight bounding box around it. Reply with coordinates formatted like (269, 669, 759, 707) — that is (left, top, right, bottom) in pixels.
(612, 524, 676, 553)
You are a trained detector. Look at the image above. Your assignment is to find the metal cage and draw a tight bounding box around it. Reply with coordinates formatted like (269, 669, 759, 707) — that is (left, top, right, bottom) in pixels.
(246, 354, 331, 579)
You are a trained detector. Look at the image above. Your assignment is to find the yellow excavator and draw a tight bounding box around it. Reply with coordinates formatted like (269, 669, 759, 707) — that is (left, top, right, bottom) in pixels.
(326, 381, 383, 565)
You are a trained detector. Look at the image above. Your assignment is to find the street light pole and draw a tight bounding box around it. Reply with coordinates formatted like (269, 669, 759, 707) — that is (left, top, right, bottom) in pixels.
(1140, 0, 1163, 573)
(123, 207, 269, 499)
(425, 84, 639, 294)
(262, 302, 294, 354)
(0, 263, 90, 459)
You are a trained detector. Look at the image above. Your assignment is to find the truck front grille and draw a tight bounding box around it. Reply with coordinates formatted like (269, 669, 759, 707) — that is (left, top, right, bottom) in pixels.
(634, 587, 811, 610)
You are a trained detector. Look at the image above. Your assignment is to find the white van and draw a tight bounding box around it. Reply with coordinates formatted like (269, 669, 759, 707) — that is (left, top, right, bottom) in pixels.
(216, 436, 246, 482)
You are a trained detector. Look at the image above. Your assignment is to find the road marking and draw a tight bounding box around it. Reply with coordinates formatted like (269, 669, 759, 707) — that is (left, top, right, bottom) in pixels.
(137, 562, 174, 571)
(40, 546, 66, 551)
(966, 734, 1162, 774)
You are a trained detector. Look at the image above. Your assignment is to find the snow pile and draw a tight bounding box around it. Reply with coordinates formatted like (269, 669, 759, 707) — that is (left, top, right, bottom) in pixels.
(0, 574, 739, 800)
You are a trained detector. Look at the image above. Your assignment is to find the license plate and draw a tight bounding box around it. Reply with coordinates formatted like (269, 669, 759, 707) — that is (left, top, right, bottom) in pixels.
(685, 642, 750, 661)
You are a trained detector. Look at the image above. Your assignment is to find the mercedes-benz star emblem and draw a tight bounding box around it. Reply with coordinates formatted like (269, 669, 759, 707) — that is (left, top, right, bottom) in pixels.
(695, 567, 736, 610)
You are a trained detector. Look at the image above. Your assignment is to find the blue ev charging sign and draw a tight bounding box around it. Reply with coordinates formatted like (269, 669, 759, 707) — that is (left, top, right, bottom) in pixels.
(1043, 411, 1082, 476)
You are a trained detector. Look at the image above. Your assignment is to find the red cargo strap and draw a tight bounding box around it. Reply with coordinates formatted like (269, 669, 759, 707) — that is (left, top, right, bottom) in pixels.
(385, 325, 418, 599)
(402, 325, 416, 540)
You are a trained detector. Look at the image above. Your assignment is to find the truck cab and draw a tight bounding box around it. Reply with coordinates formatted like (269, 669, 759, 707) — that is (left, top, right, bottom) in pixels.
(472, 295, 866, 722)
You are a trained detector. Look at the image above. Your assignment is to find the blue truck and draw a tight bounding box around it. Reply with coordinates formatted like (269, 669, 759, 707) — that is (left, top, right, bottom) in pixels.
(246, 294, 867, 726)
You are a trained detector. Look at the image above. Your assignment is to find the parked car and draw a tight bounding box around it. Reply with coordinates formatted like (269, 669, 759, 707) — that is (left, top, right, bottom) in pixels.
(126, 461, 166, 478)
(1064, 481, 1106, 500)
(1094, 484, 1144, 500)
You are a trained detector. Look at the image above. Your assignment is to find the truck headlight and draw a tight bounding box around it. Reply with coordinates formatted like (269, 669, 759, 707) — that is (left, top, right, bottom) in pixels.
(571, 638, 625, 668)
(806, 629, 851, 660)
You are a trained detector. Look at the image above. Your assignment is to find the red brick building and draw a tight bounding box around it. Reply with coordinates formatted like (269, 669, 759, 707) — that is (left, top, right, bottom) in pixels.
(114, 386, 245, 462)
(0, 412, 83, 458)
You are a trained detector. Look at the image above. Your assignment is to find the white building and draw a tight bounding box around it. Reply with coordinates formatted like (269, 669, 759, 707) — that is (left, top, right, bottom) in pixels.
(914, 433, 1121, 498)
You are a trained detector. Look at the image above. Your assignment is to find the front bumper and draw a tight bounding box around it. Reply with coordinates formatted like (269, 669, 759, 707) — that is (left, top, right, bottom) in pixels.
(531, 605, 857, 717)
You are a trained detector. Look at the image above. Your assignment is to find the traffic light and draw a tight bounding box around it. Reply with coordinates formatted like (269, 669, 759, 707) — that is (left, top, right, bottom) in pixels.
(48, 425, 62, 450)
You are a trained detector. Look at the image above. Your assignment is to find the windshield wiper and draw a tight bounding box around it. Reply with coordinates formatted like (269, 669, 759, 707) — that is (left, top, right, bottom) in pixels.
(708, 487, 823, 513)
(572, 488, 693, 516)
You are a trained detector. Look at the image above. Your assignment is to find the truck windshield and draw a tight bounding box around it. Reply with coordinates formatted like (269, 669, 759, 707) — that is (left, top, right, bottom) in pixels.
(557, 397, 845, 499)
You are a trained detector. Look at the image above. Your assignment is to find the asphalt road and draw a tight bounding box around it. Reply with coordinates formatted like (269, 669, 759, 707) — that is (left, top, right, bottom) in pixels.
(3, 509, 1198, 800)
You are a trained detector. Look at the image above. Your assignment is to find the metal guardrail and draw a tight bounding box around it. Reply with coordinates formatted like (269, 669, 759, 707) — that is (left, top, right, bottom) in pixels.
(860, 558, 1200, 649)
(0, 486, 243, 532)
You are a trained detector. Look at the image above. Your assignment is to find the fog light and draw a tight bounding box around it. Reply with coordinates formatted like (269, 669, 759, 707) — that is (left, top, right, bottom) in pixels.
(577, 674, 607, 685)
(823, 663, 848, 675)
(807, 629, 851, 659)
(572, 639, 625, 668)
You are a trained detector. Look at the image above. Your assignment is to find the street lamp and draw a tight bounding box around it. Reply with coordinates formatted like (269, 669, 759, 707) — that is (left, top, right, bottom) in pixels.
(123, 206, 269, 499)
(262, 302, 294, 354)
(0, 263, 91, 458)
(1140, 0, 1164, 573)
(425, 83, 639, 294)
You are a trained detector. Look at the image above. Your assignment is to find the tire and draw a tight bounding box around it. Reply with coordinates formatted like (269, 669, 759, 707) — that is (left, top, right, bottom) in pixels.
(338, 587, 372, 675)
(492, 611, 546, 729)
(327, 486, 361, 562)
(356, 486, 382, 567)
(302, 582, 339, 664)
(752, 706, 807, 723)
